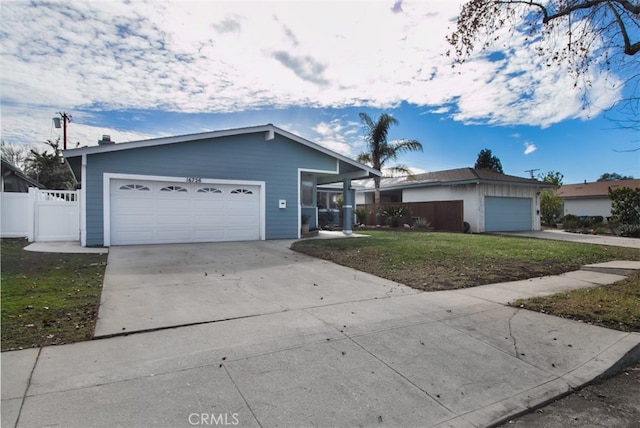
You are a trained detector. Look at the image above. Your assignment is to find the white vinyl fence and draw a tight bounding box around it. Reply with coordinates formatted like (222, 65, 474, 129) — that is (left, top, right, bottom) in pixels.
(1, 192, 31, 237)
(1, 188, 79, 241)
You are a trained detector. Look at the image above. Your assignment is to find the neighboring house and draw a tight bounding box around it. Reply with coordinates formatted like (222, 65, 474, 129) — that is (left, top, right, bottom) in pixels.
(355, 168, 554, 233)
(1, 157, 45, 192)
(1, 157, 46, 238)
(557, 179, 640, 221)
(62, 124, 380, 247)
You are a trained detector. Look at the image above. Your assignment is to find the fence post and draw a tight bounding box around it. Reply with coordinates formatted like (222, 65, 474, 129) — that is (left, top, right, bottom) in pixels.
(27, 188, 36, 242)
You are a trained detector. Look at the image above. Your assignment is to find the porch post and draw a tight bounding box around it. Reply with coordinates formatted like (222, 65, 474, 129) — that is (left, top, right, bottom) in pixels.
(342, 178, 353, 236)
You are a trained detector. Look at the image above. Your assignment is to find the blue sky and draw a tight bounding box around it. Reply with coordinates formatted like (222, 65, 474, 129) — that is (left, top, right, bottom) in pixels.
(1, 0, 638, 184)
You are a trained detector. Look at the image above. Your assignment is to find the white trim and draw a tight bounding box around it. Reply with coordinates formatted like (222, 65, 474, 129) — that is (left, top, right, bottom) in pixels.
(299, 167, 337, 237)
(69, 125, 275, 156)
(103, 173, 266, 246)
(103, 175, 111, 246)
(80, 154, 87, 246)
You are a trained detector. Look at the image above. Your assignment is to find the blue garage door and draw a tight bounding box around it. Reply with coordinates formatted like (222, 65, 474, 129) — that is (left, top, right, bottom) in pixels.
(485, 197, 532, 232)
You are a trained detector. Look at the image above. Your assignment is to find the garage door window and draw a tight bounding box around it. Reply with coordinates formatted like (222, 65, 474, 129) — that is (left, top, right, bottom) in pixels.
(161, 185, 188, 192)
(197, 187, 222, 193)
(231, 188, 253, 194)
(119, 184, 150, 191)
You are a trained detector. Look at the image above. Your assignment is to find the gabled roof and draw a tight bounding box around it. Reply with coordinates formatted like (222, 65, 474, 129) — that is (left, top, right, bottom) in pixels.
(1, 157, 46, 189)
(558, 179, 640, 198)
(62, 124, 380, 184)
(356, 167, 551, 191)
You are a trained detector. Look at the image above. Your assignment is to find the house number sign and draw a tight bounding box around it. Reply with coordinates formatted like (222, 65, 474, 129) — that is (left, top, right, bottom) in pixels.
(186, 177, 202, 183)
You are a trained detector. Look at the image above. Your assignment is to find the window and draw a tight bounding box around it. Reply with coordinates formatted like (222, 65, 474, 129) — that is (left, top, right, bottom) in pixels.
(301, 180, 314, 206)
(231, 188, 253, 194)
(197, 187, 222, 193)
(119, 184, 150, 191)
(161, 185, 188, 192)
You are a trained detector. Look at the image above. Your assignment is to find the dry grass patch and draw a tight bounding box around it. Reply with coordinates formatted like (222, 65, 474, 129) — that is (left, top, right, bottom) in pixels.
(513, 272, 640, 332)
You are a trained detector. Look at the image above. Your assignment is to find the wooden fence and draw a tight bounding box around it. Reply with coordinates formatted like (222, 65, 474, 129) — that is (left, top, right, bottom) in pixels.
(357, 200, 464, 232)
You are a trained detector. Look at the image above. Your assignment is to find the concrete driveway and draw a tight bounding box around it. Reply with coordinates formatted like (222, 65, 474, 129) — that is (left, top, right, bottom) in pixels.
(95, 240, 418, 337)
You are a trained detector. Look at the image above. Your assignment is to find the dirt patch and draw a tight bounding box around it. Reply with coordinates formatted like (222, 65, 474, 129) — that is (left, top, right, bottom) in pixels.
(294, 244, 583, 292)
(499, 363, 640, 427)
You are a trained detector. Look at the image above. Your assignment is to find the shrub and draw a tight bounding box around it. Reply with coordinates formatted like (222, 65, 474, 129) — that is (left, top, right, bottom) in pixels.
(381, 206, 410, 227)
(618, 224, 640, 237)
(540, 190, 563, 226)
(609, 187, 640, 236)
(413, 217, 431, 228)
(590, 216, 604, 224)
(610, 187, 640, 225)
(561, 214, 581, 230)
(354, 208, 370, 225)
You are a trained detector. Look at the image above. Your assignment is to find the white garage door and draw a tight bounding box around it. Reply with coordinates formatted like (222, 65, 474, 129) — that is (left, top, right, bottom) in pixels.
(110, 179, 261, 245)
(485, 197, 532, 232)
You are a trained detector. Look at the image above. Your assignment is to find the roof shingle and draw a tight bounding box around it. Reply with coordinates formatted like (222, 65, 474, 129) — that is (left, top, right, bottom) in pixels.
(558, 179, 640, 198)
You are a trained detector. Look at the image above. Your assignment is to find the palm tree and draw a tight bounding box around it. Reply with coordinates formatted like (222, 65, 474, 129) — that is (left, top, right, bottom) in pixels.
(357, 112, 423, 225)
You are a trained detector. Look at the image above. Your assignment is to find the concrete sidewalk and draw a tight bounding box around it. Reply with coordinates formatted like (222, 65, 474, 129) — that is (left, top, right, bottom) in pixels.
(498, 230, 640, 249)
(2, 262, 639, 428)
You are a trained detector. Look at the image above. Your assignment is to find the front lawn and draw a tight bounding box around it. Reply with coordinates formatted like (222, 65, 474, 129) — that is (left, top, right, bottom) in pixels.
(291, 231, 640, 291)
(1, 238, 107, 351)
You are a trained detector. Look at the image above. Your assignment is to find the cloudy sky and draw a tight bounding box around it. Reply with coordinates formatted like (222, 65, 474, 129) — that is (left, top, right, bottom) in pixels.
(1, 0, 638, 183)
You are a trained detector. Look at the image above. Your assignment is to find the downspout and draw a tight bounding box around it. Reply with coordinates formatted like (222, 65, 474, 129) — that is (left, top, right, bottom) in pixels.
(80, 154, 87, 247)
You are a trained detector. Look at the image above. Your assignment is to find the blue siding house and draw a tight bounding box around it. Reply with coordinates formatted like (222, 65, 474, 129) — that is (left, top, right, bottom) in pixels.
(63, 124, 380, 247)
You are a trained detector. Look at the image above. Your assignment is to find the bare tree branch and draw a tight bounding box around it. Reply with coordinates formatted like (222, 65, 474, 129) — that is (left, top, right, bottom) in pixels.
(447, 0, 639, 126)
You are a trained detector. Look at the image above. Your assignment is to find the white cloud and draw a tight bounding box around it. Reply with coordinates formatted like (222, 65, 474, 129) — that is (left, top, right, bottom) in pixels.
(311, 119, 362, 156)
(0, 0, 628, 145)
(524, 142, 537, 155)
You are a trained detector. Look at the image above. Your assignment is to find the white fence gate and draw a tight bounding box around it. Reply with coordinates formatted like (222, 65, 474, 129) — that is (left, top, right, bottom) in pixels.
(1, 189, 79, 242)
(34, 190, 80, 241)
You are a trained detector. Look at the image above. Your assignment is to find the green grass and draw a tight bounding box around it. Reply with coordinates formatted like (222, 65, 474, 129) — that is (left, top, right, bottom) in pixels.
(513, 272, 640, 332)
(292, 231, 640, 291)
(1, 238, 107, 351)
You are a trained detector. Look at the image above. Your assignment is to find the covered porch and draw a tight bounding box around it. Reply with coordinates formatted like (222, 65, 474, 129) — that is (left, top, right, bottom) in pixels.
(299, 163, 379, 237)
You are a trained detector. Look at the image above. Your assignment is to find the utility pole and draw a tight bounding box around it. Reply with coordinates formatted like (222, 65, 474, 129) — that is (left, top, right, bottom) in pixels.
(53, 112, 72, 150)
(525, 168, 540, 179)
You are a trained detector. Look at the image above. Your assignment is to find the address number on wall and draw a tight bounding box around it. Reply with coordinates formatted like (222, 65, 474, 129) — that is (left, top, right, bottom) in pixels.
(186, 177, 202, 183)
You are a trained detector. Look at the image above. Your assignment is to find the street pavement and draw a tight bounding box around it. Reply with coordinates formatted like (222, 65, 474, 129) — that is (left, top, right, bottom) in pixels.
(3, 239, 639, 428)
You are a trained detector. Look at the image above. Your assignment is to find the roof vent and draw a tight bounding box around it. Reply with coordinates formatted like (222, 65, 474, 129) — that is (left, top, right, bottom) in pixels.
(98, 135, 115, 145)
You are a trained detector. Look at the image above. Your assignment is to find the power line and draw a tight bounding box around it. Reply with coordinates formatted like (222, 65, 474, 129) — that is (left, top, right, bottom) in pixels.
(524, 168, 540, 178)
(53, 112, 72, 150)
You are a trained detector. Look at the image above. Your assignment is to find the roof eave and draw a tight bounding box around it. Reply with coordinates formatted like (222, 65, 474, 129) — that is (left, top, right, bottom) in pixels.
(62, 124, 380, 179)
(359, 178, 551, 192)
